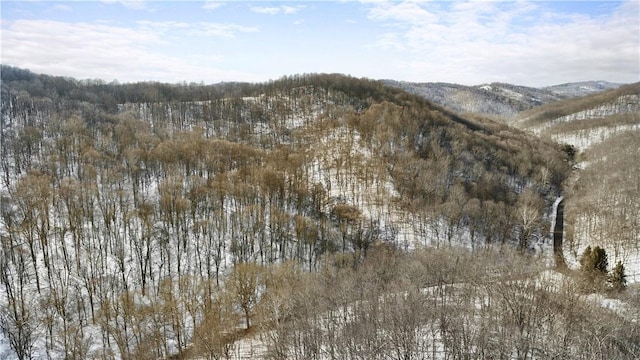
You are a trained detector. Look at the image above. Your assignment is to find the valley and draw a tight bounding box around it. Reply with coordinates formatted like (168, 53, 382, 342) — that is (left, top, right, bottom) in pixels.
(0, 66, 638, 359)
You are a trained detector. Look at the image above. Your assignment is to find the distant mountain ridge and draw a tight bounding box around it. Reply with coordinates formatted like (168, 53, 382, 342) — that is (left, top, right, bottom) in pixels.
(543, 80, 622, 98)
(385, 80, 622, 119)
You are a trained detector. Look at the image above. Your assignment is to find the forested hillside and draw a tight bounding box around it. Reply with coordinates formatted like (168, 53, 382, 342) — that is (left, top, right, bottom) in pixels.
(515, 83, 640, 283)
(384, 81, 567, 119)
(1, 66, 637, 359)
(385, 80, 622, 121)
(518, 82, 640, 148)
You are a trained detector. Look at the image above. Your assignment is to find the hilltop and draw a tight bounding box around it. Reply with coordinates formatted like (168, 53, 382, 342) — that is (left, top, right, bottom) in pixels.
(544, 80, 622, 98)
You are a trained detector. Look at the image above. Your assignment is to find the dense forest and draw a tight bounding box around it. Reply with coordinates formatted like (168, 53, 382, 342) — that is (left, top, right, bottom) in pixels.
(1, 66, 637, 359)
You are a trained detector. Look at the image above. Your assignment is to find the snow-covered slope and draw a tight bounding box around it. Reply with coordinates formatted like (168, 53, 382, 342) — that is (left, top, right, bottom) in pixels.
(0, 68, 620, 359)
(384, 80, 566, 119)
(544, 80, 622, 98)
(515, 83, 640, 283)
(385, 80, 625, 121)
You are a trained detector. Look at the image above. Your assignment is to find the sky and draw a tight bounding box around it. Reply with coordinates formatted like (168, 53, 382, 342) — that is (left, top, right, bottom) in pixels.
(1, 0, 638, 87)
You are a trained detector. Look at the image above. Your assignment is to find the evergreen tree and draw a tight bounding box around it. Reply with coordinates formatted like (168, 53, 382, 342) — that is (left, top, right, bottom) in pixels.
(579, 246, 592, 271)
(580, 246, 608, 275)
(592, 246, 608, 274)
(609, 261, 627, 292)
(579, 246, 609, 292)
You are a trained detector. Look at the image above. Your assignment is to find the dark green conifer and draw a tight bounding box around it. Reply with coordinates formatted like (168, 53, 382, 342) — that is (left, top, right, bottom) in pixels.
(609, 261, 627, 292)
(580, 246, 609, 292)
(580, 245, 608, 275)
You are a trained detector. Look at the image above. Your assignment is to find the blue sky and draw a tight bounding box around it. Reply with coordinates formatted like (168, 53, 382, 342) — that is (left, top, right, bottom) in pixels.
(1, 1, 638, 87)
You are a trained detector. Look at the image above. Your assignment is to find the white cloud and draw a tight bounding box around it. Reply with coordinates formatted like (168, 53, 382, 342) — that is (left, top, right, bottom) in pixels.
(251, 6, 281, 15)
(250, 5, 305, 15)
(101, 0, 147, 10)
(368, 32, 405, 51)
(282, 5, 303, 15)
(2, 1, 636, 86)
(53, 4, 73, 12)
(0, 19, 261, 83)
(367, 1, 437, 24)
(202, 1, 224, 11)
(195, 22, 258, 38)
(130, 20, 256, 39)
(365, 0, 640, 86)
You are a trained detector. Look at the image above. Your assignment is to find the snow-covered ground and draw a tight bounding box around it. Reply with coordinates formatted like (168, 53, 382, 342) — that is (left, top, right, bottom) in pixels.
(222, 267, 630, 360)
(2, 86, 637, 358)
(528, 94, 640, 135)
(550, 124, 640, 151)
(520, 91, 640, 285)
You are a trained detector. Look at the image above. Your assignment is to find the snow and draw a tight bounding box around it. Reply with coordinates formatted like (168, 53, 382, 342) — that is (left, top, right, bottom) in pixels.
(534, 94, 640, 133)
(550, 124, 640, 151)
(0, 333, 10, 360)
(499, 86, 526, 100)
(229, 335, 269, 359)
(549, 196, 563, 239)
(563, 210, 640, 284)
(523, 92, 640, 286)
(3, 86, 637, 358)
(583, 293, 633, 320)
(535, 269, 570, 292)
(218, 267, 588, 360)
